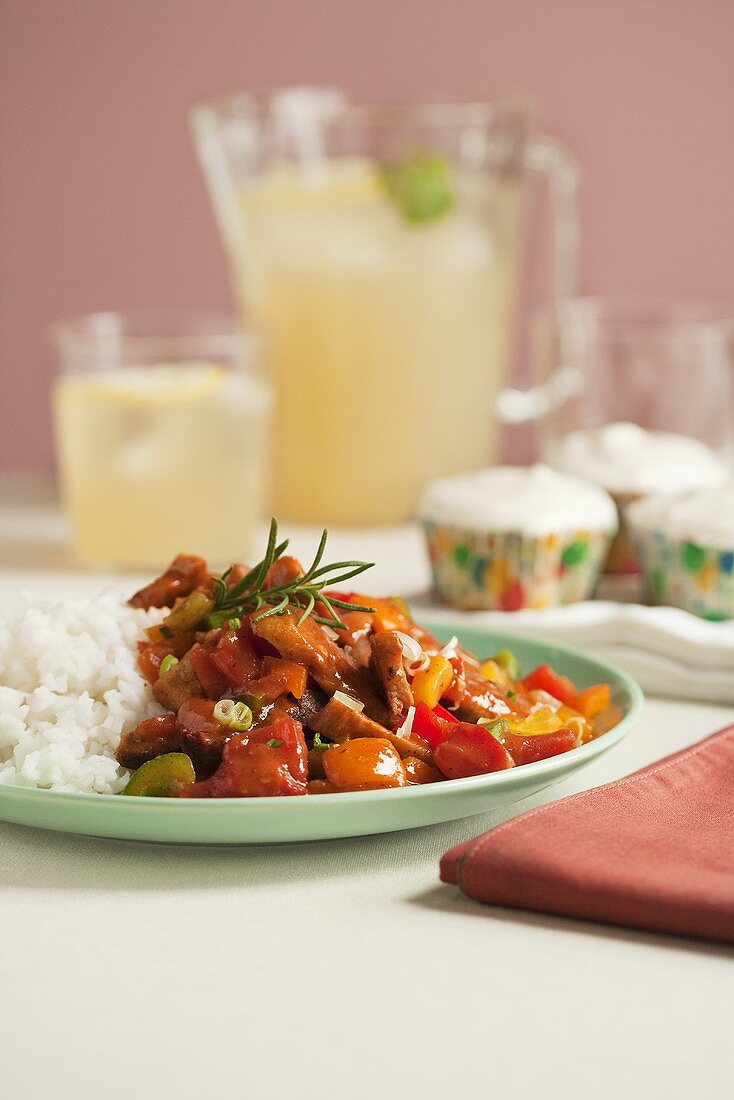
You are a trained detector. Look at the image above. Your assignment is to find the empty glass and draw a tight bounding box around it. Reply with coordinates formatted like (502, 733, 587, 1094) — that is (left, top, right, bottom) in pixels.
(532, 298, 734, 570)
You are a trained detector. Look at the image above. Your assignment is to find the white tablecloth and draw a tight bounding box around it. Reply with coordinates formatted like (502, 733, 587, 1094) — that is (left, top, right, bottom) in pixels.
(1, 505, 733, 1098)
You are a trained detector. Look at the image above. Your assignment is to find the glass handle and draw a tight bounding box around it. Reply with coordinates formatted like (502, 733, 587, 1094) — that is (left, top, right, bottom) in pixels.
(495, 136, 580, 424)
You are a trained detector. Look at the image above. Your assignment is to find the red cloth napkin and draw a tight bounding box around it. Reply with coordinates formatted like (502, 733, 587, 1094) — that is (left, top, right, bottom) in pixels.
(441, 724, 734, 944)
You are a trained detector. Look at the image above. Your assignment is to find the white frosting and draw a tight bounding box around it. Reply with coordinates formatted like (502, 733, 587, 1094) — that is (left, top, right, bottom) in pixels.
(419, 464, 618, 536)
(627, 485, 734, 549)
(545, 422, 726, 496)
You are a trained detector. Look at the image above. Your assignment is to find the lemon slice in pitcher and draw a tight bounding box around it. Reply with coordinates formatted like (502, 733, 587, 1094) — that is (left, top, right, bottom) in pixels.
(241, 157, 384, 210)
(78, 363, 227, 406)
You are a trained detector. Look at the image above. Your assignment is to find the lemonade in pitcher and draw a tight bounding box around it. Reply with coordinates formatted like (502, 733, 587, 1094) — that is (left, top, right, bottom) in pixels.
(237, 158, 523, 524)
(192, 90, 577, 524)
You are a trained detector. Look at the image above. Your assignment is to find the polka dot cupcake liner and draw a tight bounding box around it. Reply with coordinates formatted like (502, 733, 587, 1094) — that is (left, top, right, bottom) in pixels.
(422, 522, 611, 611)
(631, 527, 734, 621)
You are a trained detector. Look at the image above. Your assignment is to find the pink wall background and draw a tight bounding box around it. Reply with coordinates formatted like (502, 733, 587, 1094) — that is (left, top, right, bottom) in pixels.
(2, 0, 733, 473)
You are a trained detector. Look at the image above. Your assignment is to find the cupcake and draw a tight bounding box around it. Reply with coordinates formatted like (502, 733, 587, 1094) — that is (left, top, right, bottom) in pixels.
(544, 423, 727, 573)
(627, 485, 734, 620)
(420, 465, 618, 611)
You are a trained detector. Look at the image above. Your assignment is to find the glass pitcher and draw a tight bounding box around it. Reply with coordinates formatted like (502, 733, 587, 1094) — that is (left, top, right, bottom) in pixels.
(191, 87, 577, 525)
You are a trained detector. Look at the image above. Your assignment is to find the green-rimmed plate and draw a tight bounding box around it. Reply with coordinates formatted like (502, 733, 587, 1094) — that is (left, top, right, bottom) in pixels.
(0, 623, 643, 844)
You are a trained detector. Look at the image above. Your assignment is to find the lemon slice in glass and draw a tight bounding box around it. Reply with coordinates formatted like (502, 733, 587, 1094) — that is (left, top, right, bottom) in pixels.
(79, 364, 227, 406)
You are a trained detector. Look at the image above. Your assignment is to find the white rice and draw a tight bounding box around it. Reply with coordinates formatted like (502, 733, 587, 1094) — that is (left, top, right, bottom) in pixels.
(0, 591, 165, 794)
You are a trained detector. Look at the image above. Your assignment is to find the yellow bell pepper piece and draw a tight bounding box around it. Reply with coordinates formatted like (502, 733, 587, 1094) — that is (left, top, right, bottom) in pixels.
(506, 707, 563, 735)
(507, 705, 592, 743)
(479, 659, 512, 690)
(412, 654, 454, 709)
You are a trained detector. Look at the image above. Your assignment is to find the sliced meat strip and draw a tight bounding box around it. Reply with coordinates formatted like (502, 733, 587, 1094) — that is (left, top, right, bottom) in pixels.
(370, 631, 413, 721)
(264, 555, 303, 587)
(310, 697, 432, 765)
(346, 635, 373, 669)
(250, 610, 392, 727)
(288, 684, 329, 728)
(223, 563, 250, 589)
(116, 715, 184, 769)
(153, 652, 206, 710)
(129, 553, 209, 609)
(176, 698, 231, 775)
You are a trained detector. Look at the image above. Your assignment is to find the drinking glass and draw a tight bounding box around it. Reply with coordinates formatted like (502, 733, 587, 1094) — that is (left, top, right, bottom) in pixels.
(191, 87, 578, 524)
(532, 298, 734, 569)
(53, 312, 272, 569)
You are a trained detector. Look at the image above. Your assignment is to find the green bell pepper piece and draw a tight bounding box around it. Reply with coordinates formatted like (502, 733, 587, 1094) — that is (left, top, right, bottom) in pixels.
(122, 753, 196, 797)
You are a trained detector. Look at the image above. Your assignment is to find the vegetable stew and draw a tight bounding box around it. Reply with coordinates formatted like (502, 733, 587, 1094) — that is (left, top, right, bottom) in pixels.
(119, 521, 621, 798)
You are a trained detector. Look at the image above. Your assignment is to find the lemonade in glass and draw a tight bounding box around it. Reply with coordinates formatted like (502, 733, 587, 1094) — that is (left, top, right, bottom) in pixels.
(53, 314, 271, 569)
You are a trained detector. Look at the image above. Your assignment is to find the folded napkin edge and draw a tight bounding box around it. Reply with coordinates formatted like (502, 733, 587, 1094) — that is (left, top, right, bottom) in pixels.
(441, 722, 734, 904)
(439, 838, 473, 885)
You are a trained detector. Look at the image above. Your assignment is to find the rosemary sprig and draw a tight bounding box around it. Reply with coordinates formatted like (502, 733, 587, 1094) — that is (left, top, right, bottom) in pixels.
(209, 518, 376, 630)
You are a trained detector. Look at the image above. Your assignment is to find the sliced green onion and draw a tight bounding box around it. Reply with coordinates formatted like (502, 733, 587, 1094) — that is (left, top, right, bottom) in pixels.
(159, 653, 179, 676)
(213, 699, 235, 726)
(311, 732, 332, 753)
(266, 738, 282, 748)
(477, 717, 509, 741)
(229, 702, 253, 732)
(227, 617, 242, 630)
(213, 698, 253, 732)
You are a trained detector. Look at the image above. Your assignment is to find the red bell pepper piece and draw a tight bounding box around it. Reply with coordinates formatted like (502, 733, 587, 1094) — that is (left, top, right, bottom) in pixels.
(433, 722, 515, 779)
(187, 644, 229, 698)
(522, 664, 577, 707)
(187, 716, 308, 798)
(499, 726, 579, 766)
(210, 626, 261, 691)
(137, 642, 173, 684)
(408, 702, 453, 750)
